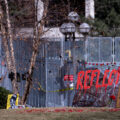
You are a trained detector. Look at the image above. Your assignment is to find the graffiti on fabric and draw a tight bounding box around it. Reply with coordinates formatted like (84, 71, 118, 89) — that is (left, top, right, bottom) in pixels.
(76, 69, 120, 90)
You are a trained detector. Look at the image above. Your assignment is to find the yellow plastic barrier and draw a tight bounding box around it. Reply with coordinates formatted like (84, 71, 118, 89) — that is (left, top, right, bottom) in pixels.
(6, 94, 19, 109)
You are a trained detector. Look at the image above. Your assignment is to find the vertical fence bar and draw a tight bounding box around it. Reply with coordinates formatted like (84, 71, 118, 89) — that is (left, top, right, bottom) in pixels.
(112, 37, 115, 63)
(99, 37, 101, 62)
(85, 36, 88, 62)
(45, 43, 48, 107)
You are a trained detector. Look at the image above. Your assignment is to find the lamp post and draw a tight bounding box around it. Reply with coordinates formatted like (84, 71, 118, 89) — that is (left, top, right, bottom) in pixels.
(60, 12, 79, 106)
(59, 13, 91, 107)
(60, 22, 76, 107)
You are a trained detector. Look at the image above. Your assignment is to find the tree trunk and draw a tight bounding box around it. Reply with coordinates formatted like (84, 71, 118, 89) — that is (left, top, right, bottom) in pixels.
(22, 0, 49, 105)
(0, 5, 11, 71)
(4, 0, 18, 94)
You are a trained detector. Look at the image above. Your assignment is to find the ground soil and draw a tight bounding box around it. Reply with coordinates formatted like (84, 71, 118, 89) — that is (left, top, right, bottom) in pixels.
(0, 107, 120, 120)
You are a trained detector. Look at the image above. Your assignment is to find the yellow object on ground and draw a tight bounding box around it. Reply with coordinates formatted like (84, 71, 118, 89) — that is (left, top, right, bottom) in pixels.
(6, 94, 19, 109)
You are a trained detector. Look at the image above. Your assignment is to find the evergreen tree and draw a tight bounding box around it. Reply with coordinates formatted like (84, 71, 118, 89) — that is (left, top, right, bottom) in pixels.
(91, 0, 120, 36)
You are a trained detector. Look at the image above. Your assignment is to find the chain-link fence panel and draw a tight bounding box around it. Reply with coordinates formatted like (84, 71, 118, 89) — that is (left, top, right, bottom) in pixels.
(87, 37, 100, 62)
(1, 36, 120, 108)
(100, 37, 113, 62)
(87, 37, 113, 62)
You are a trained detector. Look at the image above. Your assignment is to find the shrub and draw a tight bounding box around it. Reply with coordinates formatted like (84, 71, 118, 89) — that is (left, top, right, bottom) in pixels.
(0, 87, 12, 109)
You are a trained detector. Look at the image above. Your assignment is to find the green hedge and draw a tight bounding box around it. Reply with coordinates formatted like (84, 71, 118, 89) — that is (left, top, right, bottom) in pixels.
(0, 87, 12, 109)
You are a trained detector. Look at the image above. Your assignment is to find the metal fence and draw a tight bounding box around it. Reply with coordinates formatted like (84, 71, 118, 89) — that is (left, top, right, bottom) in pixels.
(0, 37, 120, 107)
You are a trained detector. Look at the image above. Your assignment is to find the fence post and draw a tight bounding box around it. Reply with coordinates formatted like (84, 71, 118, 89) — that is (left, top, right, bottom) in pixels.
(60, 37, 65, 107)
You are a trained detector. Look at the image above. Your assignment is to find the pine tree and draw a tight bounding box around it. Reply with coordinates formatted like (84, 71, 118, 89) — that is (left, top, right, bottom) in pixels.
(91, 0, 120, 36)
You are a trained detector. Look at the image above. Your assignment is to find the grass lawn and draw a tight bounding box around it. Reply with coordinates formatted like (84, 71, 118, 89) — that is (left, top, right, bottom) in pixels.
(0, 107, 120, 120)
